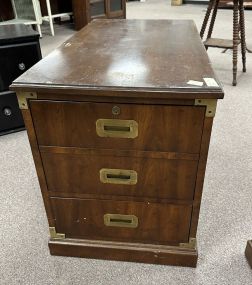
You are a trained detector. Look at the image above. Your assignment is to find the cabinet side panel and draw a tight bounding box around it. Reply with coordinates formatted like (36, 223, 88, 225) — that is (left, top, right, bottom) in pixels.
(22, 108, 55, 226)
(189, 117, 213, 237)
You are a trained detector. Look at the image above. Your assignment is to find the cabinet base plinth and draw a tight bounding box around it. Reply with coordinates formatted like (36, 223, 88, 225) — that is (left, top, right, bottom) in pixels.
(49, 238, 198, 267)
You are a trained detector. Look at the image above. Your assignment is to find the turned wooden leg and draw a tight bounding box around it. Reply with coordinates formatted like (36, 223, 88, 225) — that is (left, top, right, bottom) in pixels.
(239, 0, 246, 72)
(233, 0, 239, 86)
(200, 0, 216, 39)
(205, 0, 220, 50)
(207, 0, 219, 39)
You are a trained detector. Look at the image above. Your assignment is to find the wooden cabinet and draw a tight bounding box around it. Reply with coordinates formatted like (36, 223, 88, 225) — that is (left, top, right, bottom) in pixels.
(0, 24, 41, 135)
(72, 0, 126, 30)
(11, 19, 224, 267)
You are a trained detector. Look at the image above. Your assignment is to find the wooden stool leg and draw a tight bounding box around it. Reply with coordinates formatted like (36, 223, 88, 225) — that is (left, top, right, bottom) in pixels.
(239, 0, 246, 72)
(200, 0, 215, 39)
(233, 0, 239, 86)
(207, 0, 219, 39)
(205, 0, 220, 50)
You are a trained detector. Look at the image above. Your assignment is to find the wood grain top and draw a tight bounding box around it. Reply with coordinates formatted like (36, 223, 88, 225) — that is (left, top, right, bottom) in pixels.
(12, 19, 224, 98)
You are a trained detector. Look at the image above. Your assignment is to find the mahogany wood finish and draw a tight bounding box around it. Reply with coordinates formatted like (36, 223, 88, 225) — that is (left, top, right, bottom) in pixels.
(12, 20, 224, 96)
(31, 101, 205, 153)
(50, 198, 192, 244)
(11, 20, 224, 267)
(41, 149, 199, 200)
(21, 109, 55, 226)
(49, 239, 198, 267)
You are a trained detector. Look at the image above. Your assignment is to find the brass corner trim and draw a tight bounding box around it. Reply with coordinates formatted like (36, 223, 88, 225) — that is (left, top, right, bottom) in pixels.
(49, 227, 65, 240)
(17, 92, 37, 109)
(179, 238, 197, 249)
(195, 99, 217, 117)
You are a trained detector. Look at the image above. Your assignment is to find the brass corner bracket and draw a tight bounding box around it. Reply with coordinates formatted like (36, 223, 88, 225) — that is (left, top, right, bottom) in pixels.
(179, 238, 197, 249)
(17, 92, 37, 109)
(49, 227, 65, 240)
(195, 99, 217, 117)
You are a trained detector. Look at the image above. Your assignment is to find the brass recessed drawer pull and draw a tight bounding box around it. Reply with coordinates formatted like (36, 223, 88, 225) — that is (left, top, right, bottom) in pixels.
(100, 168, 137, 185)
(104, 214, 138, 228)
(96, 119, 138, 138)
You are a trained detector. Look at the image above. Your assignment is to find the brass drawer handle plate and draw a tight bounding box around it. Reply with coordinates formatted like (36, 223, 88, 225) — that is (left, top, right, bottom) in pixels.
(104, 214, 138, 228)
(96, 119, 138, 138)
(100, 168, 137, 185)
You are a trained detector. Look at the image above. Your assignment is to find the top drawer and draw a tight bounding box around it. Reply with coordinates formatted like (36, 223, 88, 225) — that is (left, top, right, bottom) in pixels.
(0, 42, 41, 92)
(30, 101, 205, 153)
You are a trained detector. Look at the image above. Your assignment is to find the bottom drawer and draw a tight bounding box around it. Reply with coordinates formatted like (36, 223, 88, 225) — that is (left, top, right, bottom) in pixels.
(51, 198, 192, 245)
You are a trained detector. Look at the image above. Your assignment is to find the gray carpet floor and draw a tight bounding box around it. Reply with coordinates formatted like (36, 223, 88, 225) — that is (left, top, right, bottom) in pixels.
(0, 0, 252, 284)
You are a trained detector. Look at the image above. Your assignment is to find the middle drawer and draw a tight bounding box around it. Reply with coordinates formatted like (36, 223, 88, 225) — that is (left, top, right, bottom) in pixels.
(41, 148, 198, 200)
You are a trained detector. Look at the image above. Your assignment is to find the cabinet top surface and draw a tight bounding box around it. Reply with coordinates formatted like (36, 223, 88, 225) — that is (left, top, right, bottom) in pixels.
(12, 19, 223, 97)
(0, 24, 40, 44)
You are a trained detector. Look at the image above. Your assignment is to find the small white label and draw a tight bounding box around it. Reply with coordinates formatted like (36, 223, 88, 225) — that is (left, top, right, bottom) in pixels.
(204, 78, 219, 87)
(187, 80, 204, 87)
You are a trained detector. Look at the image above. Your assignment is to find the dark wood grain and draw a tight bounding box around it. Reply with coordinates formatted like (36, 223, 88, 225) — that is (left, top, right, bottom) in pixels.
(245, 240, 252, 268)
(12, 20, 224, 97)
(10, 20, 224, 267)
(51, 197, 192, 244)
(49, 238, 198, 267)
(41, 148, 198, 200)
(30, 101, 205, 153)
(189, 117, 213, 237)
(21, 109, 55, 226)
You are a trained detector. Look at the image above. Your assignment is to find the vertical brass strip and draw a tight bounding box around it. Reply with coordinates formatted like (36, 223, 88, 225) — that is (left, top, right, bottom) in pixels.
(16, 92, 37, 109)
(195, 99, 217, 117)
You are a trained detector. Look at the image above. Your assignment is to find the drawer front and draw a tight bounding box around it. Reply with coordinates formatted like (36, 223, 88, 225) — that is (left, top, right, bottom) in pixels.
(31, 101, 205, 153)
(42, 150, 198, 200)
(0, 42, 41, 92)
(51, 198, 192, 244)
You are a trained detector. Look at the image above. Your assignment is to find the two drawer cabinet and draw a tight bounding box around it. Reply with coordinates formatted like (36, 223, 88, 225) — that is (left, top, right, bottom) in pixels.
(11, 19, 224, 267)
(0, 24, 41, 135)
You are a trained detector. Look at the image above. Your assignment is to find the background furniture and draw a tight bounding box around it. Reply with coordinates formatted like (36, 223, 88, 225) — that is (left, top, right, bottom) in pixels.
(0, 0, 43, 37)
(39, 0, 72, 15)
(72, 0, 126, 30)
(0, 1, 14, 21)
(200, 0, 247, 86)
(0, 24, 41, 135)
(219, 0, 252, 7)
(11, 19, 224, 267)
(245, 240, 252, 268)
(42, 0, 73, 36)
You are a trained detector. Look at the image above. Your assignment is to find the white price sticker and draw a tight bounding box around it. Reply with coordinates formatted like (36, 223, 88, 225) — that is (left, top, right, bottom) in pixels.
(187, 80, 204, 87)
(204, 78, 219, 87)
